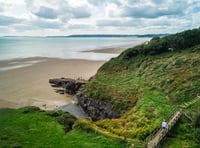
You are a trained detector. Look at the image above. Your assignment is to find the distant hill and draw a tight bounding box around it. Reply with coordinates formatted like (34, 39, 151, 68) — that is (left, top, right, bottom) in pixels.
(66, 34, 167, 38)
(2, 34, 167, 38)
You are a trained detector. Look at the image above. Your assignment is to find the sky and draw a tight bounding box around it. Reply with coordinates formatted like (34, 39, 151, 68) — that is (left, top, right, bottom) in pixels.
(0, 0, 200, 36)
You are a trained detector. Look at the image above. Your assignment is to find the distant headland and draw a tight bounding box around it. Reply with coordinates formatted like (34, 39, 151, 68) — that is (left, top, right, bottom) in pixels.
(46, 34, 168, 38)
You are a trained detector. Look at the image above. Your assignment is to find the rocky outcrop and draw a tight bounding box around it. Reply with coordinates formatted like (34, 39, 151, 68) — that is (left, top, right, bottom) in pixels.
(49, 77, 120, 121)
(76, 89, 120, 121)
(49, 78, 87, 95)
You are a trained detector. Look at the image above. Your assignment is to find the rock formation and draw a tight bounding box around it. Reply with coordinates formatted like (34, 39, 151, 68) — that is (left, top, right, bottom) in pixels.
(49, 77, 120, 121)
(49, 78, 87, 95)
(76, 89, 120, 121)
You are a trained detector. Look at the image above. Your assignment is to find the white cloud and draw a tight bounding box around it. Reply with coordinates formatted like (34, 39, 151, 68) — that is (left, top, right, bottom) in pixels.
(0, 0, 199, 36)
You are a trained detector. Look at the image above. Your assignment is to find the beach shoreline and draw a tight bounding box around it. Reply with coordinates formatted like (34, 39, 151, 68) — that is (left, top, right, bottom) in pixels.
(0, 57, 106, 110)
(0, 44, 134, 110)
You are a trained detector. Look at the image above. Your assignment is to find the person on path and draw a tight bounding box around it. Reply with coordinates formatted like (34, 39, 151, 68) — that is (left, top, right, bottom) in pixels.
(162, 120, 167, 129)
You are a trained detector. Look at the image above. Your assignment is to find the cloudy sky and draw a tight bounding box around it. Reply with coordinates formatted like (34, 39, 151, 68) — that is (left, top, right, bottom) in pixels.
(0, 0, 200, 36)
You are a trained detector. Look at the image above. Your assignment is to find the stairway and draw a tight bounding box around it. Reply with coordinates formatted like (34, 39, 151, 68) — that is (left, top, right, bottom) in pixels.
(146, 96, 200, 148)
(147, 110, 181, 148)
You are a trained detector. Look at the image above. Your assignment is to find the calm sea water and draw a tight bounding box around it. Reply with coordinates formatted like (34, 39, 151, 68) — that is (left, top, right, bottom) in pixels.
(0, 37, 150, 61)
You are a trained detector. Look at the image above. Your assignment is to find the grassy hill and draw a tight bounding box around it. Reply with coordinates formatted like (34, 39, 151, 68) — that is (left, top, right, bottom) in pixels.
(80, 27, 200, 146)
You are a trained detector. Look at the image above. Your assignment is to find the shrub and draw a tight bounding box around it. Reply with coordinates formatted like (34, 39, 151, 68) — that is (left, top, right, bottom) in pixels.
(46, 110, 63, 117)
(21, 106, 40, 113)
(73, 120, 96, 133)
(194, 128, 200, 144)
(193, 112, 200, 128)
(57, 113, 77, 133)
(11, 143, 22, 148)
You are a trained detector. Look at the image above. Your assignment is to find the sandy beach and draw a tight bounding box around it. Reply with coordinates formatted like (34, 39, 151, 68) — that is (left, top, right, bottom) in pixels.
(0, 57, 106, 110)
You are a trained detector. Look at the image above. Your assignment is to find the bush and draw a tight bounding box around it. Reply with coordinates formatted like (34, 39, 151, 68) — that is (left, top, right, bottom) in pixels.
(11, 143, 22, 148)
(57, 113, 77, 133)
(194, 128, 200, 144)
(120, 27, 200, 59)
(73, 120, 96, 133)
(193, 112, 200, 128)
(21, 106, 40, 113)
(46, 110, 63, 117)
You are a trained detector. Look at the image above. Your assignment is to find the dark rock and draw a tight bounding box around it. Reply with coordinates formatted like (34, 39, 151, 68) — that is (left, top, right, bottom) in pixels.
(76, 89, 120, 121)
(49, 78, 87, 95)
(49, 77, 120, 121)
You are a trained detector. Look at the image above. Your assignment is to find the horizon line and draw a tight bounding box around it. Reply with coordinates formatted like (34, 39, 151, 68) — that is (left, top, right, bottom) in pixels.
(1, 33, 168, 38)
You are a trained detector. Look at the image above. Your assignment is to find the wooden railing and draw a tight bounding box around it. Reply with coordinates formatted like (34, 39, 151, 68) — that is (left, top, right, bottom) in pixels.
(144, 96, 200, 148)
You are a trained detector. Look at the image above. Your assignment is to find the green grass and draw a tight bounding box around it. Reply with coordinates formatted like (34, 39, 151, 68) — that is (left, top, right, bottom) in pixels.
(162, 101, 200, 148)
(83, 48, 200, 142)
(0, 107, 127, 148)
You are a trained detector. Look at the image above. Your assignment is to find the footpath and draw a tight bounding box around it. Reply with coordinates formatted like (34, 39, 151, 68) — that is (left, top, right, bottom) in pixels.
(146, 96, 200, 148)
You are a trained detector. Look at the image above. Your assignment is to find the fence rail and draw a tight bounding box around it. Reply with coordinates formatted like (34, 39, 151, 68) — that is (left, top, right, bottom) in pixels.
(144, 96, 200, 148)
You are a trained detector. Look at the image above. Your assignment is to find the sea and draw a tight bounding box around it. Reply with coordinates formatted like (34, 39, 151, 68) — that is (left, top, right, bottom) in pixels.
(0, 36, 150, 61)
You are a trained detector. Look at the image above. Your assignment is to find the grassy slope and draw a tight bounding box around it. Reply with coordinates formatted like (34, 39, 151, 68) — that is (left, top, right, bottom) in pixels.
(82, 28, 200, 145)
(0, 107, 127, 148)
(84, 49, 200, 140)
(163, 101, 200, 148)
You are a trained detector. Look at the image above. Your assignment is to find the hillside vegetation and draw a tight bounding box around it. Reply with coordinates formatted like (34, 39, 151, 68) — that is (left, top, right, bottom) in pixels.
(0, 107, 127, 148)
(81, 27, 200, 146)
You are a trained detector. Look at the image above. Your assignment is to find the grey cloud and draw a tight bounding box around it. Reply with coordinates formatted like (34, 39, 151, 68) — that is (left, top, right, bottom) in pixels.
(151, 0, 165, 4)
(127, 0, 142, 5)
(31, 20, 62, 29)
(97, 20, 124, 27)
(123, 6, 159, 18)
(34, 6, 58, 19)
(0, 15, 23, 26)
(68, 24, 92, 29)
(122, 3, 186, 18)
(59, 4, 91, 19)
(71, 7, 91, 18)
(96, 19, 141, 27)
(0, 5, 3, 12)
(151, 20, 171, 27)
(123, 0, 189, 18)
(14, 24, 37, 31)
(96, 17, 182, 29)
(127, 0, 165, 5)
(27, 1, 91, 21)
(88, 0, 121, 6)
(88, 0, 103, 6)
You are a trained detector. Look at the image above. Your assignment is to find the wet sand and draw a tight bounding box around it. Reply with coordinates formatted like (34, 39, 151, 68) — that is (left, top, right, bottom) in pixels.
(83, 47, 126, 54)
(0, 57, 105, 110)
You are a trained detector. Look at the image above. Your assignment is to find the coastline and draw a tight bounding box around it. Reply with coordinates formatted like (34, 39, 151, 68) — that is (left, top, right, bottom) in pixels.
(0, 57, 105, 110)
(83, 47, 126, 54)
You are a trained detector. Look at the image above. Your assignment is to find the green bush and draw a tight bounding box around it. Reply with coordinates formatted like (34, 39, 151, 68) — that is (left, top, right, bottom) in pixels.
(194, 128, 200, 143)
(57, 113, 77, 133)
(11, 143, 22, 148)
(20, 106, 40, 113)
(46, 110, 63, 117)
